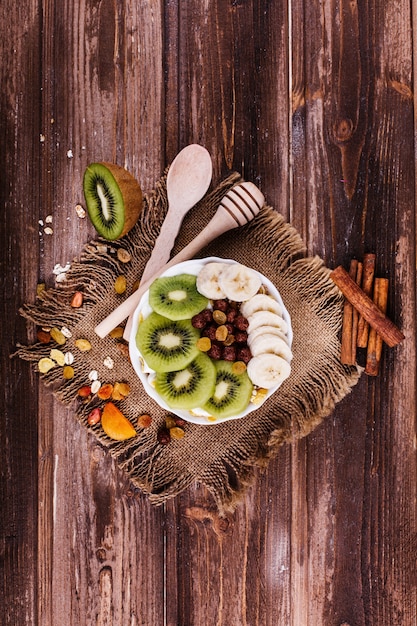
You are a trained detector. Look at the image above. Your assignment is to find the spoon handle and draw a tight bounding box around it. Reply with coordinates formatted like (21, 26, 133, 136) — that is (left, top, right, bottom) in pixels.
(139, 208, 183, 285)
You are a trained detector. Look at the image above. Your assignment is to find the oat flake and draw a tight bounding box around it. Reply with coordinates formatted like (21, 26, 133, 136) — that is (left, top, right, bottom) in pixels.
(61, 327, 72, 338)
(88, 370, 99, 381)
(64, 352, 74, 365)
(91, 380, 101, 394)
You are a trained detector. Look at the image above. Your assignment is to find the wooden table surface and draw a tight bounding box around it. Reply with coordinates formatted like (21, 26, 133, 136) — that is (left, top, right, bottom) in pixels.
(2, 1, 416, 625)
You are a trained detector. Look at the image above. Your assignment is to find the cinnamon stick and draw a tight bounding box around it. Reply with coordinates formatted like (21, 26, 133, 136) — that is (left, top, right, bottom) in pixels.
(365, 278, 389, 375)
(340, 259, 359, 365)
(351, 261, 363, 357)
(330, 265, 405, 348)
(357, 253, 376, 347)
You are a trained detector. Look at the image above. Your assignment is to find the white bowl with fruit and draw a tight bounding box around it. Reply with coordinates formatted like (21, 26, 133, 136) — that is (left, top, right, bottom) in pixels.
(129, 257, 293, 425)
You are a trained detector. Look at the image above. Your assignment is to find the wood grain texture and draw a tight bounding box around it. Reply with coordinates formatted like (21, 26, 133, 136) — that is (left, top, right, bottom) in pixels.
(2, 1, 416, 625)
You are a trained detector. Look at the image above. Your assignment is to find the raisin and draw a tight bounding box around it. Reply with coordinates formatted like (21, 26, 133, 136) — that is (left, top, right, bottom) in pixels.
(157, 427, 171, 445)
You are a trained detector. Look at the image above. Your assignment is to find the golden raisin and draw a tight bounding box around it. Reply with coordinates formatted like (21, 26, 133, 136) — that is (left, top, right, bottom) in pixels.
(215, 325, 228, 342)
(117, 248, 131, 263)
(75, 338, 92, 352)
(50, 349, 65, 366)
(196, 337, 211, 352)
(213, 310, 227, 325)
(109, 326, 124, 339)
(50, 327, 66, 345)
(170, 426, 185, 440)
(231, 361, 247, 375)
(114, 275, 127, 294)
(38, 357, 55, 373)
(63, 365, 75, 379)
(138, 414, 152, 428)
(165, 416, 177, 429)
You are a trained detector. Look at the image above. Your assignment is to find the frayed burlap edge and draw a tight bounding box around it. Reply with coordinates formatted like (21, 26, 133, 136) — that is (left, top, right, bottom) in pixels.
(15, 171, 361, 514)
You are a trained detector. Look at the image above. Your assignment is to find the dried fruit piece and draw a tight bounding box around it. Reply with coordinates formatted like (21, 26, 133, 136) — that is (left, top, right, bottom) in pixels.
(37, 283, 46, 297)
(114, 275, 127, 294)
(101, 402, 136, 441)
(97, 383, 114, 400)
(165, 416, 177, 429)
(37, 329, 51, 344)
(111, 382, 131, 400)
(38, 357, 55, 373)
(196, 337, 211, 352)
(75, 338, 92, 352)
(75, 203, 86, 218)
(116, 343, 130, 357)
(50, 327, 66, 345)
(138, 414, 152, 428)
(77, 385, 92, 398)
(63, 365, 75, 379)
(71, 291, 84, 307)
(169, 426, 185, 440)
(213, 310, 227, 325)
(157, 427, 171, 445)
(50, 349, 65, 366)
(252, 387, 268, 406)
(215, 325, 228, 342)
(87, 407, 101, 425)
(109, 326, 124, 339)
(117, 248, 131, 263)
(232, 361, 247, 375)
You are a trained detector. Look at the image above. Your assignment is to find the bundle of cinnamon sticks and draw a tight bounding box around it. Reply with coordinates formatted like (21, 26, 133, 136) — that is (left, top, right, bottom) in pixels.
(330, 254, 405, 376)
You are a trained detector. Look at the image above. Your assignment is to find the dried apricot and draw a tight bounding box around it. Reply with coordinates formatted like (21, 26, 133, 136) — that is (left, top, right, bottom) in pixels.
(101, 402, 136, 441)
(97, 383, 114, 400)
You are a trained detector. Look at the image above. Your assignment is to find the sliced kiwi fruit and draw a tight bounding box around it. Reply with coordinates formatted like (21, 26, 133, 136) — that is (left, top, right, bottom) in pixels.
(155, 353, 216, 410)
(149, 274, 209, 321)
(203, 360, 253, 418)
(136, 312, 200, 373)
(83, 162, 142, 240)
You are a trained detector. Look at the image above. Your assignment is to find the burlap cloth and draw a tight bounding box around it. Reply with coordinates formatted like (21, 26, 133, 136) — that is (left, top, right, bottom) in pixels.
(17, 172, 361, 513)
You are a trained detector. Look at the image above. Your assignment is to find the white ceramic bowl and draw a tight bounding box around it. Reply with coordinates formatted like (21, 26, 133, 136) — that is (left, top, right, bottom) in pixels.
(129, 257, 292, 425)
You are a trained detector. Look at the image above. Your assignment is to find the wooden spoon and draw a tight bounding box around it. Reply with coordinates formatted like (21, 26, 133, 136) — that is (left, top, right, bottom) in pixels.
(139, 144, 213, 285)
(94, 181, 265, 339)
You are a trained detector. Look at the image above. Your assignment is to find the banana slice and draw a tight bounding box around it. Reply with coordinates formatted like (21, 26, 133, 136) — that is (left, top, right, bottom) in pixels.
(249, 333, 293, 363)
(247, 354, 291, 389)
(196, 262, 228, 299)
(247, 310, 289, 334)
(219, 263, 262, 302)
(240, 293, 283, 318)
(247, 325, 289, 348)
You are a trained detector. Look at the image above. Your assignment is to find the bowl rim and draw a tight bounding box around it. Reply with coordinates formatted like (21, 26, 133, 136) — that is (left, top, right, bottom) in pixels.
(128, 256, 292, 425)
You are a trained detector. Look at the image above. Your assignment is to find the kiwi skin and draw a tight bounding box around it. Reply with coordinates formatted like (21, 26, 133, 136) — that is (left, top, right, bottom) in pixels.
(83, 162, 143, 240)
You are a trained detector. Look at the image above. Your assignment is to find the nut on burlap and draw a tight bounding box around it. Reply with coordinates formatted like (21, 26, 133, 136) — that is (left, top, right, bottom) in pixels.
(16, 172, 361, 513)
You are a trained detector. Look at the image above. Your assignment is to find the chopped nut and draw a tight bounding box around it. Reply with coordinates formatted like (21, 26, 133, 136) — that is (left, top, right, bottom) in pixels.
(45, 215, 53, 223)
(53, 263, 70, 275)
(75, 204, 86, 218)
(103, 356, 114, 369)
(70, 291, 83, 308)
(117, 248, 131, 263)
(75, 338, 92, 352)
(87, 407, 101, 426)
(96, 244, 108, 254)
(116, 343, 130, 357)
(44, 227, 53, 235)
(55, 273, 67, 283)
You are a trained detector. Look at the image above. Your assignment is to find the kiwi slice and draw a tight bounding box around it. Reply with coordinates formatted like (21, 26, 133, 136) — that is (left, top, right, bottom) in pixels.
(83, 162, 142, 240)
(136, 312, 200, 372)
(149, 274, 208, 321)
(155, 353, 216, 410)
(203, 360, 253, 418)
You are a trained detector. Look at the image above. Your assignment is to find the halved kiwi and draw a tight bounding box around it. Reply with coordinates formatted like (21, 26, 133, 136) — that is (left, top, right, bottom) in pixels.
(155, 353, 216, 410)
(136, 312, 200, 372)
(149, 274, 209, 321)
(203, 360, 253, 418)
(83, 162, 142, 240)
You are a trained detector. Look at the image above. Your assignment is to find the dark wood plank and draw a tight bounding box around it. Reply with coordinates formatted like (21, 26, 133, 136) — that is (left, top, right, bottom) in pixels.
(1, 2, 42, 624)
